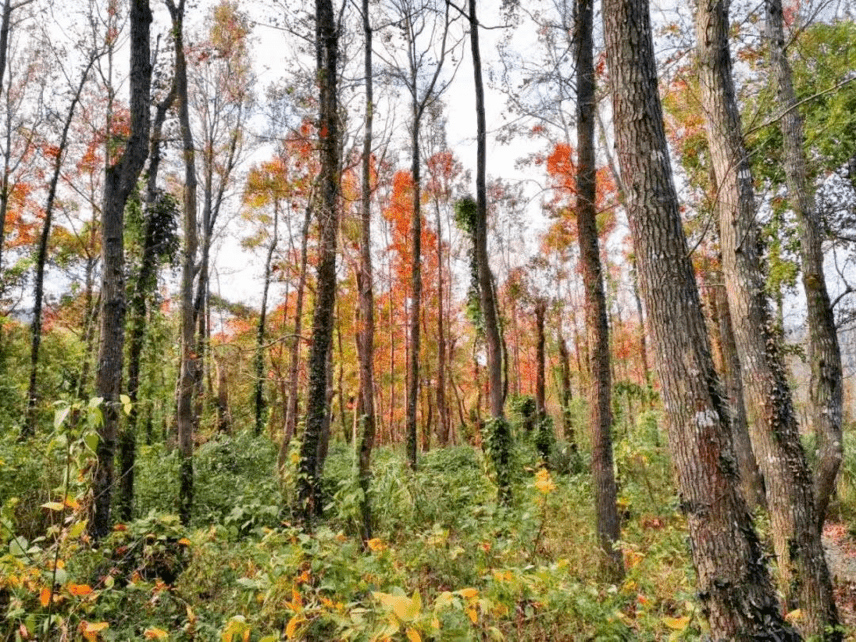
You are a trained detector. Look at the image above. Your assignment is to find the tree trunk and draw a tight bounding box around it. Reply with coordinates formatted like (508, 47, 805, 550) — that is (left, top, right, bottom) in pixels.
(406, 117, 422, 470)
(603, 0, 798, 634)
(434, 200, 450, 445)
(469, 0, 510, 502)
(297, 0, 340, 524)
(534, 299, 547, 418)
(695, 0, 839, 632)
(557, 332, 574, 446)
(24, 60, 92, 436)
(575, 0, 623, 577)
(357, 5, 377, 534)
(90, 0, 152, 541)
(279, 202, 312, 466)
(120, 78, 176, 522)
(254, 203, 278, 434)
(764, 0, 843, 530)
(710, 281, 765, 509)
(167, 0, 198, 528)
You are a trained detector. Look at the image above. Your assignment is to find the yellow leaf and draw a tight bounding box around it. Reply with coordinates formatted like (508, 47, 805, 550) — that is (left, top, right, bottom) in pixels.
(144, 628, 169, 640)
(82, 621, 109, 641)
(373, 592, 421, 622)
(177, 538, 191, 546)
(40, 587, 51, 607)
(663, 615, 690, 630)
(785, 609, 802, 622)
(458, 588, 478, 600)
(41, 502, 65, 511)
(63, 496, 80, 510)
(406, 628, 422, 642)
(67, 583, 93, 596)
(285, 614, 303, 639)
(466, 607, 478, 624)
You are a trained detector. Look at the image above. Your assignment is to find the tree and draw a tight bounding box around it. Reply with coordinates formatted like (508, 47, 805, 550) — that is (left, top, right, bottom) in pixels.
(573, 0, 622, 576)
(356, 0, 377, 544)
(603, 0, 798, 633)
(694, 0, 839, 631)
(379, 0, 458, 469)
(166, 0, 198, 527)
(90, 0, 152, 540)
(467, 0, 509, 501)
(764, 0, 843, 529)
(297, 0, 340, 523)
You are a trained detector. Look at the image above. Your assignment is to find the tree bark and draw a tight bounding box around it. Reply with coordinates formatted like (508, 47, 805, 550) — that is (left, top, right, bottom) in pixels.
(764, 0, 843, 530)
(575, 0, 623, 577)
(297, 0, 340, 524)
(357, 0, 377, 544)
(534, 299, 547, 418)
(604, 0, 799, 634)
(557, 331, 574, 446)
(166, 0, 198, 528)
(90, 0, 152, 541)
(694, 0, 839, 632)
(406, 114, 422, 470)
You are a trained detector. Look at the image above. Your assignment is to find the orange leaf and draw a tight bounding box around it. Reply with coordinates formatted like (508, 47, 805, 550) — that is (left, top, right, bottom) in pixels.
(40, 587, 51, 607)
(67, 583, 93, 596)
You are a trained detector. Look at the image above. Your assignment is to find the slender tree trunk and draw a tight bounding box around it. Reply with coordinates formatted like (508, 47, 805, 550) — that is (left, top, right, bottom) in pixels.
(604, 0, 799, 634)
(406, 119, 422, 470)
(120, 79, 176, 522)
(557, 332, 574, 446)
(297, 0, 340, 524)
(534, 300, 546, 418)
(167, 0, 198, 527)
(23, 61, 92, 435)
(468, 0, 510, 502)
(695, 0, 839, 632)
(90, 0, 152, 541)
(710, 281, 765, 509)
(434, 201, 449, 445)
(575, 0, 623, 577)
(765, 0, 843, 529)
(255, 203, 278, 435)
(279, 202, 311, 467)
(357, 2, 376, 538)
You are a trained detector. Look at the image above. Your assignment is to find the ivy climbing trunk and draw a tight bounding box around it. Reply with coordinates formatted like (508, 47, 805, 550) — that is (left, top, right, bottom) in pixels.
(604, 0, 799, 633)
(694, 0, 839, 633)
(167, 0, 198, 527)
(764, 0, 843, 530)
(297, 0, 340, 524)
(90, 0, 152, 541)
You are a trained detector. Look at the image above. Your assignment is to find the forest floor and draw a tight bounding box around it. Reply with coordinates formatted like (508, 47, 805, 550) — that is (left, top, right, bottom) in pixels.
(823, 522, 856, 634)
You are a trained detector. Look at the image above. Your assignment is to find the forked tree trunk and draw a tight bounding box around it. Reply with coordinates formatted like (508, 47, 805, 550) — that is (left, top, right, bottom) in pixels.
(764, 0, 843, 530)
(695, 0, 839, 633)
(575, 0, 623, 578)
(604, 0, 798, 634)
(90, 0, 152, 541)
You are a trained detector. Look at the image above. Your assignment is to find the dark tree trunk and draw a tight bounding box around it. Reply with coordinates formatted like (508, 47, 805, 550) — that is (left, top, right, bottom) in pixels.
(297, 0, 340, 524)
(604, 0, 798, 634)
(434, 201, 450, 445)
(695, 0, 839, 632)
(24, 60, 92, 436)
(120, 79, 176, 522)
(90, 0, 152, 541)
(764, 0, 843, 530)
(575, 0, 623, 578)
(166, 0, 197, 527)
(254, 203, 278, 435)
(534, 299, 546, 418)
(557, 332, 574, 446)
(357, 0, 376, 539)
(406, 114, 421, 470)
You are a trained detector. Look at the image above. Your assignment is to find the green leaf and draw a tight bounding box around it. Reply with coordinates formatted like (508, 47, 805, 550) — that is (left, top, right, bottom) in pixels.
(84, 433, 99, 453)
(68, 522, 87, 539)
(54, 406, 71, 430)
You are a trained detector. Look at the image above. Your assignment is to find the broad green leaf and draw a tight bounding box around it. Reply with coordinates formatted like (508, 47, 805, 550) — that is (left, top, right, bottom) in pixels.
(54, 406, 71, 430)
